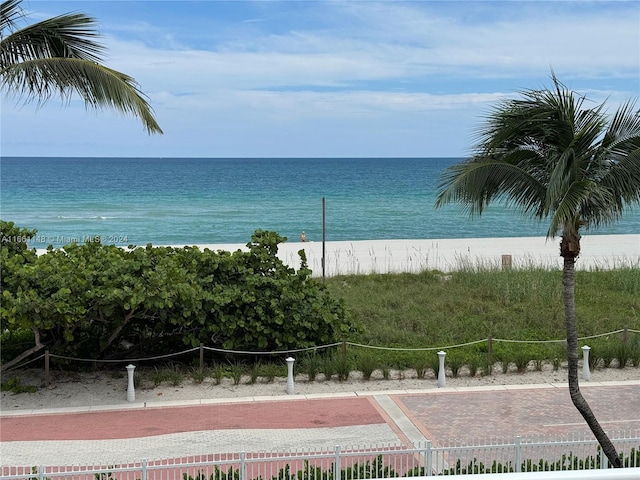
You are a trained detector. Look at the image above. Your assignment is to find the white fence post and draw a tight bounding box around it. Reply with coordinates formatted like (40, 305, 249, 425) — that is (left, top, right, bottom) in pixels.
(286, 356, 295, 394)
(437, 351, 446, 387)
(240, 451, 246, 480)
(515, 435, 522, 472)
(141, 458, 148, 480)
(600, 446, 607, 469)
(425, 441, 433, 476)
(334, 445, 342, 477)
(126, 364, 136, 402)
(582, 346, 591, 381)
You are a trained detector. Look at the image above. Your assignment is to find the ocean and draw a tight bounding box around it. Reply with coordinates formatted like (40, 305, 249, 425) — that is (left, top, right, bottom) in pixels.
(1, 157, 638, 249)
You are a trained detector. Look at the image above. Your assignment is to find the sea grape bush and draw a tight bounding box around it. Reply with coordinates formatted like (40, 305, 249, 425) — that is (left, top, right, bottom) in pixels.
(0, 222, 360, 364)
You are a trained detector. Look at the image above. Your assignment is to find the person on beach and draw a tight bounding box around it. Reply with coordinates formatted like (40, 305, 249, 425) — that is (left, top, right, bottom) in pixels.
(300, 231, 306, 242)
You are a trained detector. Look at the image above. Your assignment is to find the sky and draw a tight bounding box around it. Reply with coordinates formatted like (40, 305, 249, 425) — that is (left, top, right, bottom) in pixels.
(2, 0, 639, 158)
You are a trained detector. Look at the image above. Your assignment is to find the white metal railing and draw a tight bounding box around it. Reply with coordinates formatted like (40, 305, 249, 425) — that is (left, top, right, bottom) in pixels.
(434, 468, 640, 479)
(2, 434, 639, 480)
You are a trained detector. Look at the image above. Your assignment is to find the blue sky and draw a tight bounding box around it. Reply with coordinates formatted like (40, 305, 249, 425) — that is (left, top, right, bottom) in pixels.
(2, 0, 639, 158)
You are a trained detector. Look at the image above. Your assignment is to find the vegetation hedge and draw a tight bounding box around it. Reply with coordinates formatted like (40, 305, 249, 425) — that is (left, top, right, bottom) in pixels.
(2, 220, 639, 374)
(0, 221, 359, 364)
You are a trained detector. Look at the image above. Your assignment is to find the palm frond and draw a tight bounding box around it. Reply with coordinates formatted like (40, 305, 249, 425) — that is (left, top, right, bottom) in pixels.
(2, 58, 163, 134)
(435, 157, 546, 219)
(551, 180, 618, 235)
(1, 10, 103, 68)
(600, 150, 640, 207)
(600, 99, 640, 159)
(1, 0, 162, 135)
(0, 0, 23, 35)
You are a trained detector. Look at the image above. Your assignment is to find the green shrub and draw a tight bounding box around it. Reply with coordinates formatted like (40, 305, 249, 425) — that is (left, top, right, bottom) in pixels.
(300, 352, 321, 381)
(321, 354, 336, 381)
(410, 353, 431, 379)
(447, 352, 464, 378)
(229, 361, 244, 385)
(259, 362, 282, 383)
(248, 363, 260, 384)
(355, 351, 378, 381)
(0, 376, 37, 394)
(1, 227, 361, 365)
(190, 367, 208, 384)
(467, 353, 483, 377)
(334, 354, 351, 382)
(212, 364, 226, 385)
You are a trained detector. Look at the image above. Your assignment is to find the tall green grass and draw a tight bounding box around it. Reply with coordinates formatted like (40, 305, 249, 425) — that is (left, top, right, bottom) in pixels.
(326, 267, 639, 348)
(322, 266, 639, 372)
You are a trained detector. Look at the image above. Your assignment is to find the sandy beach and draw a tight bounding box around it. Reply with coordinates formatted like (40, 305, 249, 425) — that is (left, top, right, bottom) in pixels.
(179, 234, 639, 276)
(36, 235, 639, 275)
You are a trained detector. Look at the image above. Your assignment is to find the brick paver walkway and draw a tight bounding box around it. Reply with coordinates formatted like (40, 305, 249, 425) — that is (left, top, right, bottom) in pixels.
(395, 383, 640, 441)
(1, 397, 384, 441)
(1, 381, 639, 466)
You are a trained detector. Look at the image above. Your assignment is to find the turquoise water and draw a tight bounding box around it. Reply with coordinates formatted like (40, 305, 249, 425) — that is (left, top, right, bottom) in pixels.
(1, 157, 638, 248)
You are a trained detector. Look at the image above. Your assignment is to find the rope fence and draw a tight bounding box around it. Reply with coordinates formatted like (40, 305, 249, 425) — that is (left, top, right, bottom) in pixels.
(2, 327, 638, 387)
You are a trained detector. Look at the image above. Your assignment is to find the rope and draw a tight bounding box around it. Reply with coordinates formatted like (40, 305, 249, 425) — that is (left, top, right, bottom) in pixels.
(494, 329, 627, 344)
(1, 353, 46, 373)
(49, 347, 200, 363)
(202, 343, 342, 356)
(346, 339, 487, 351)
(5, 328, 638, 369)
(578, 330, 626, 341)
(493, 338, 566, 344)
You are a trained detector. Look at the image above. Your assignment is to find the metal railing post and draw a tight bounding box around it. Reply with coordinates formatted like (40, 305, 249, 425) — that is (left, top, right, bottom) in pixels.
(240, 451, 246, 480)
(515, 436, 522, 472)
(425, 441, 433, 476)
(141, 458, 148, 480)
(334, 445, 341, 478)
(600, 446, 608, 469)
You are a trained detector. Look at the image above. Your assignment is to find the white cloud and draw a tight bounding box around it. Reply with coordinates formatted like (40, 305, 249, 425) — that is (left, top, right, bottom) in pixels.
(99, 1, 639, 97)
(3, 1, 638, 157)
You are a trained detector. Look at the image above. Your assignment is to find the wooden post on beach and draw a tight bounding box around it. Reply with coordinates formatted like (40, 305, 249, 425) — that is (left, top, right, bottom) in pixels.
(487, 336, 493, 373)
(322, 197, 326, 282)
(44, 349, 50, 386)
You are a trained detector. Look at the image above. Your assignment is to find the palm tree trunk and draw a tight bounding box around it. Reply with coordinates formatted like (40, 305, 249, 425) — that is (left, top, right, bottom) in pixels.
(562, 255, 622, 468)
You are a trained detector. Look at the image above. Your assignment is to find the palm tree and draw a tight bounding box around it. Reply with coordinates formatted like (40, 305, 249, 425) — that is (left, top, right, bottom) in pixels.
(435, 75, 640, 468)
(1, 0, 162, 134)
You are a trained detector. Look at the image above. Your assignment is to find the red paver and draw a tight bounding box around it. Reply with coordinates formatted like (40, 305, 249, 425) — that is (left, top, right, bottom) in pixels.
(2, 384, 638, 447)
(0, 397, 384, 441)
(395, 384, 640, 441)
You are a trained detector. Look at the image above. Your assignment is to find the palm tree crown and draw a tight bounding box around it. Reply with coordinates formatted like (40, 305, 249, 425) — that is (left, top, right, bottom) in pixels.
(436, 75, 640, 468)
(1, 0, 162, 134)
(436, 76, 640, 249)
